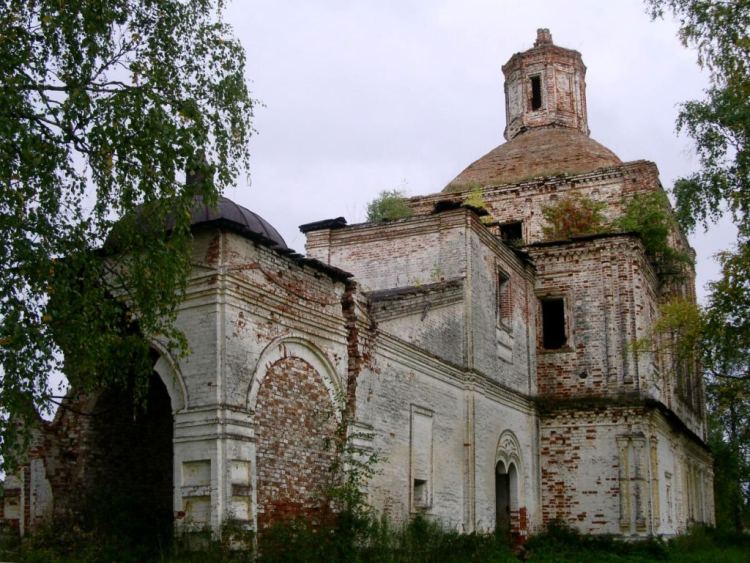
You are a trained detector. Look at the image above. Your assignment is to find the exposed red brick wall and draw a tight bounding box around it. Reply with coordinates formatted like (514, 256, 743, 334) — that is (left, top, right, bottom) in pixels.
(255, 356, 337, 530)
(540, 407, 641, 532)
(511, 506, 529, 545)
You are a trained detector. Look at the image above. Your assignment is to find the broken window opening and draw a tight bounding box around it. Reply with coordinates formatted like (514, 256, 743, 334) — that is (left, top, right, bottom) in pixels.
(531, 75, 542, 110)
(499, 221, 523, 244)
(541, 297, 567, 349)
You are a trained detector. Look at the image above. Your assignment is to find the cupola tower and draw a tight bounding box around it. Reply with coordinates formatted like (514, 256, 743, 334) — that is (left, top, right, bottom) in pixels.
(502, 28, 589, 140)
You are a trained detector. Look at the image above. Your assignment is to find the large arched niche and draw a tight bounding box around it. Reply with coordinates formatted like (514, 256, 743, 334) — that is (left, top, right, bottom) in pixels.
(250, 338, 342, 530)
(247, 336, 343, 414)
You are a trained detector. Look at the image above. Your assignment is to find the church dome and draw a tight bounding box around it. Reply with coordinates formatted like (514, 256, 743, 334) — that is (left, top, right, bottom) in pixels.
(444, 127, 621, 192)
(444, 29, 621, 193)
(189, 196, 288, 249)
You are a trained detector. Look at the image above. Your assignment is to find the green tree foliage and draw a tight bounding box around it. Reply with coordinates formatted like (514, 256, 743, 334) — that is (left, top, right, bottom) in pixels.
(652, 298, 704, 364)
(541, 194, 607, 240)
(366, 189, 413, 222)
(702, 247, 750, 529)
(0, 0, 253, 467)
(542, 191, 691, 274)
(649, 0, 750, 530)
(707, 383, 750, 531)
(614, 192, 693, 272)
(647, 0, 750, 236)
(633, 298, 703, 397)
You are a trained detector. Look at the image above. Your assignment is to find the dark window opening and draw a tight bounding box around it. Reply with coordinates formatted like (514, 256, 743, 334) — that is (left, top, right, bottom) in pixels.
(541, 297, 566, 349)
(531, 76, 542, 110)
(499, 221, 523, 244)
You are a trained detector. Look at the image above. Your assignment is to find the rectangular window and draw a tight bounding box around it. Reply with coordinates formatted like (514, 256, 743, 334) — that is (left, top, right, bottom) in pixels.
(498, 271, 511, 326)
(541, 297, 566, 349)
(499, 221, 523, 244)
(410, 406, 433, 511)
(413, 479, 428, 508)
(531, 75, 542, 110)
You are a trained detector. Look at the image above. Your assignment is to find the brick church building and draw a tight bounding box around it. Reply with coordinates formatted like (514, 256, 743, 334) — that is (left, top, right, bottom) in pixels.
(3, 29, 713, 540)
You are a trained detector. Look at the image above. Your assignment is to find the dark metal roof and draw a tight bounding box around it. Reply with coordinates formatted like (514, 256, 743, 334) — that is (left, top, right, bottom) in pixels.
(366, 279, 464, 302)
(189, 196, 288, 250)
(299, 217, 347, 234)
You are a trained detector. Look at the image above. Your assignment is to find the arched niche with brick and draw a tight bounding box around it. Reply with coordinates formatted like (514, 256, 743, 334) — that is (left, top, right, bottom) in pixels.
(248, 337, 343, 530)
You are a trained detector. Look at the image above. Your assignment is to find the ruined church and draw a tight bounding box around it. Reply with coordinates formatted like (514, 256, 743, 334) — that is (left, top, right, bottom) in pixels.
(2, 29, 714, 540)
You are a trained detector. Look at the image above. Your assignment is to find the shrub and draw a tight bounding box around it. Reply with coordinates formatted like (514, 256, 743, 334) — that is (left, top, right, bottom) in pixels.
(613, 192, 693, 273)
(542, 191, 693, 277)
(461, 183, 487, 211)
(257, 513, 514, 563)
(668, 525, 750, 563)
(524, 519, 667, 562)
(366, 190, 414, 222)
(541, 195, 608, 240)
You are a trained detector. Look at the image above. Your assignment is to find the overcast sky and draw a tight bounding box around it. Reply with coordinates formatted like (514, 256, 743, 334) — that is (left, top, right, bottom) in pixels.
(224, 0, 731, 303)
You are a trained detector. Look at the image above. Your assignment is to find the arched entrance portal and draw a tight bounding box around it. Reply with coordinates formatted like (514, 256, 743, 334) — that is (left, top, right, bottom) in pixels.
(87, 370, 174, 547)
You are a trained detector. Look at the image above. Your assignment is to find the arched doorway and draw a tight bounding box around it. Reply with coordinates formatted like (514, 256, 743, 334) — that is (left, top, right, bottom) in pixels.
(495, 430, 523, 538)
(86, 369, 174, 547)
(496, 460, 511, 536)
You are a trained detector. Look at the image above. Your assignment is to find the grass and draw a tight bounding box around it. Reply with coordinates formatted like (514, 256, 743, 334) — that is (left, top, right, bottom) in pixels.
(1, 517, 749, 562)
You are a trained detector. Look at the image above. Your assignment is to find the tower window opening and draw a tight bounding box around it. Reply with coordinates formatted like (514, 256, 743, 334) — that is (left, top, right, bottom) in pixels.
(499, 221, 523, 244)
(531, 75, 542, 110)
(541, 297, 566, 349)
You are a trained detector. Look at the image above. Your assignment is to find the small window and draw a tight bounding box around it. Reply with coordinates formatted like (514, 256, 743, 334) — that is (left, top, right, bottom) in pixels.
(498, 271, 511, 326)
(541, 297, 566, 349)
(499, 221, 523, 244)
(531, 75, 542, 110)
(411, 407, 433, 511)
(413, 479, 428, 508)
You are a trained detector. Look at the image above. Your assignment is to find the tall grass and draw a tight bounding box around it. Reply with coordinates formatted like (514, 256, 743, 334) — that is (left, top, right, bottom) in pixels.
(2, 514, 748, 562)
(257, 512, 515, 563)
